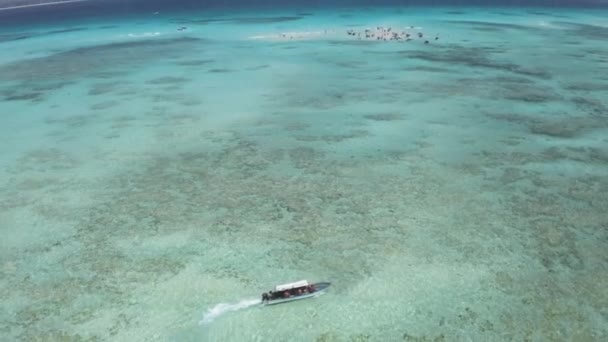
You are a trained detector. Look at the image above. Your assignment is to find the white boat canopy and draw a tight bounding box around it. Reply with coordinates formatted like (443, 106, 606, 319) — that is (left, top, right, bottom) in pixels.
(275, 280, 309, 291)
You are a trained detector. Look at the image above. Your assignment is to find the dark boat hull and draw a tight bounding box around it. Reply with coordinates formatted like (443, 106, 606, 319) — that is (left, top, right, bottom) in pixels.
(264, 282, 331, 306)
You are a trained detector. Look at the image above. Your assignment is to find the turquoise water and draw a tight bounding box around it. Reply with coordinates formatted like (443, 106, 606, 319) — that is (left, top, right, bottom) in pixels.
(1, 5, 608, 341)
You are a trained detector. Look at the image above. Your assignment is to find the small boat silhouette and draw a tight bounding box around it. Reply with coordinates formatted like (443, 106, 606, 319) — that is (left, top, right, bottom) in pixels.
(261, 280, 331, 305)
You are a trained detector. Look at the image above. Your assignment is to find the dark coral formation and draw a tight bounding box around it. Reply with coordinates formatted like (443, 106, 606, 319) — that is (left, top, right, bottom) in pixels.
(0, 27, 87, 44)
(175, 59, 215, 66)
(400, 45, 552, 80)
(0, 32, 31, 43)
(294, 129, 369, 143)
(488, 111, 607, 139)
(90, 100, 119, 110)
(88, 81, 131, 96)
(146, 76, 192, 85)
(0, 37, 206, 106)
(208, 68, 233, 73)
(0, 37, 204, 83)
(3, 92, 44, 102)
(552, 21, 608, 40)
(3, 118, 608, 340)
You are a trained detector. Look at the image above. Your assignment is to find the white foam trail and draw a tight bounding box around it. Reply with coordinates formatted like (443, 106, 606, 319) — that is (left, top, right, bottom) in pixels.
(199, 298, 261, 325)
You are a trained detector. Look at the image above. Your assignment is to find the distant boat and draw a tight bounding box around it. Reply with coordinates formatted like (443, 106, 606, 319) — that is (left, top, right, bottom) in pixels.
(261, 280, 331, 305)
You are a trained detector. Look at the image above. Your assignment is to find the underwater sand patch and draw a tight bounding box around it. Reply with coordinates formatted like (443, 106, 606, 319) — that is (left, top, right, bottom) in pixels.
(363, 113, 406, 121)
(171, 18, 209, 25)
(283, 122, 310, 131)
(327, 40, 378, 46)
(228, 16, 302, 24)
(444, 20, 533, 31)
(288, 146, 325, 169)
(456, 163, 487, 176)
(294, 130, 369, 143)
(165, 113, 201, 125)
(471, 27, 503, 32)
(110, 123, 128, 129)
(15, 178, 59, 191)
(181, 16, 302, 25)
(13, 148, 78, 172)
(179, 99, 202, 106)
(532, 220, 585, 271)
(499, 167, 527, 185)
(113, 115, 136, 122)
(528, 11, 552, 15)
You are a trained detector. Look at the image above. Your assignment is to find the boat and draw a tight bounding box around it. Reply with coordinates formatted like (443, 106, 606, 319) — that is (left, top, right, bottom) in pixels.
(261, 280, 331, 305)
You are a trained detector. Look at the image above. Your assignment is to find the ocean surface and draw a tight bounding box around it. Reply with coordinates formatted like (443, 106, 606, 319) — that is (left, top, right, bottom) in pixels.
(1, 1, 608, 341)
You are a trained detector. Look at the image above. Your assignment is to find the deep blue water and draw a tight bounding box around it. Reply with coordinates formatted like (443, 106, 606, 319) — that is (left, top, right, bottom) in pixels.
(0, 0, 606, 26)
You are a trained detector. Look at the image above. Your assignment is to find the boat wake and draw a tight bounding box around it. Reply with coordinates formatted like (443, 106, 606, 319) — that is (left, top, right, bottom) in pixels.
(198, 298, 261, 325)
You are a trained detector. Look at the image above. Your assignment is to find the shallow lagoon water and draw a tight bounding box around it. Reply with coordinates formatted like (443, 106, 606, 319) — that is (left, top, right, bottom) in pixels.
(1, 4, 607, 341)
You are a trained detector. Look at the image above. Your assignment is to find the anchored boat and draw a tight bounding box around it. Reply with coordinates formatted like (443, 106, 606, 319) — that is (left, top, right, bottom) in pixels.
(261, 280, 330, 305)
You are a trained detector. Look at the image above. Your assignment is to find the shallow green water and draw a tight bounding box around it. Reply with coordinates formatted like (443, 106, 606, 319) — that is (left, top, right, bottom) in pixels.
(1, 6, 607, 341)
